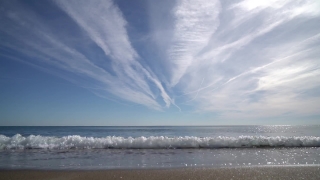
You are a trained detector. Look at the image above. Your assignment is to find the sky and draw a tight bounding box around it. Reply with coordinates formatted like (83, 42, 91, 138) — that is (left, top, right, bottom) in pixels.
(1, 0, 320, 126)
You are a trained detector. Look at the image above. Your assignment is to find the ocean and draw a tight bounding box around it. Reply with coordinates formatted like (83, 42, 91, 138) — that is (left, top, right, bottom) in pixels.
(0, 126, 320, 170)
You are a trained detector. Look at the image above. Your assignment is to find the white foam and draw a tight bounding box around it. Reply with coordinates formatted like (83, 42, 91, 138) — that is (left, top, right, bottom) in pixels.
(0, 134, 320, 150)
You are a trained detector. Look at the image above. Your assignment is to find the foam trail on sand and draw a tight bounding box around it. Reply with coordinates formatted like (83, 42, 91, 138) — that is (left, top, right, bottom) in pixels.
(1, 134, 320, 150)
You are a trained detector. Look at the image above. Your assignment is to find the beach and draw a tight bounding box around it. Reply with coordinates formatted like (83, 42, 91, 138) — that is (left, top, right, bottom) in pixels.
(2, 0, 320, 178)
(1, 166, 320, 180)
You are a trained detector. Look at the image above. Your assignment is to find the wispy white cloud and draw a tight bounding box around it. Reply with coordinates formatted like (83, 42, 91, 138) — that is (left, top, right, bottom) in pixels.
(162, 0, 320, 120)
(0, 0, 174, 110)
(55, 0, 176, 109)
(1, 0, 320, 121)
(167, 0, 221, 86)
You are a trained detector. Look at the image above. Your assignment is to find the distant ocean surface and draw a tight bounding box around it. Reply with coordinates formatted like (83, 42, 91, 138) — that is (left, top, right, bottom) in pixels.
(0, 126, 320, 169)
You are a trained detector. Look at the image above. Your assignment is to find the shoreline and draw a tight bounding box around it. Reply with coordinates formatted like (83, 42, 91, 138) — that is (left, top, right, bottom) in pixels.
(1, 166, 320, 180)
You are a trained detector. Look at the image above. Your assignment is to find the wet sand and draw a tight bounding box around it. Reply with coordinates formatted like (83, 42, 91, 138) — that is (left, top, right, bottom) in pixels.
(0, 166, 319, 180)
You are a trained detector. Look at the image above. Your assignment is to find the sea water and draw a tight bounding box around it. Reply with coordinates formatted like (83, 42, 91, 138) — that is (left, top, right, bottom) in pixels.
(0, 126, 319, 169)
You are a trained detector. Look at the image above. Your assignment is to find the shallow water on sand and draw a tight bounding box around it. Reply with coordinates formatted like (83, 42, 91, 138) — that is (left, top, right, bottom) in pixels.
(1, 147, 319, 169)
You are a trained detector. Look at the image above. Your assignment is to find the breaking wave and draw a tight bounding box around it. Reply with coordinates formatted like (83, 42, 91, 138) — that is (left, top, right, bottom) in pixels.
(1, 134, 320, 150)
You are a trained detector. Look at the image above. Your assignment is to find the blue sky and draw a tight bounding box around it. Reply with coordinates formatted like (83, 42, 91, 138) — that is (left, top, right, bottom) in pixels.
(1, 0, 320, 126)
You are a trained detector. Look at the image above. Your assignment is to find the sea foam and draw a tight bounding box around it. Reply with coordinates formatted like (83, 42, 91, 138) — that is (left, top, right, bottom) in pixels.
(0, 134, 320, 150)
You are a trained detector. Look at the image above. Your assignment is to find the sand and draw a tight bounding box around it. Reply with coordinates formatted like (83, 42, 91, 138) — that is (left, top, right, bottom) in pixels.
(0, 166, 319, 180)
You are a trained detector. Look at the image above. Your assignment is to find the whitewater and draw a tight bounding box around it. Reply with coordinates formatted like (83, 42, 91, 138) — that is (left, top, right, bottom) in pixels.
(1, 126, 320, 169)
(1, 134, 320, 150)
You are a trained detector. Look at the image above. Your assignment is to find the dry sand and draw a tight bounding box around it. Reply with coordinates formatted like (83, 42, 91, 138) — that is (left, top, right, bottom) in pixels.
(0, 166, 319, 180)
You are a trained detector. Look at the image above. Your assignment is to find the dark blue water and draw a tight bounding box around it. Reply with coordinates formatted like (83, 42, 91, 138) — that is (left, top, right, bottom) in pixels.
(1, 125, 319, 138)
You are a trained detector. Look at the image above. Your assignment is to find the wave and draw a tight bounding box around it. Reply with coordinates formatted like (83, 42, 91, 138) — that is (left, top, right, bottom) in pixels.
(1, 134, 320, 150)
